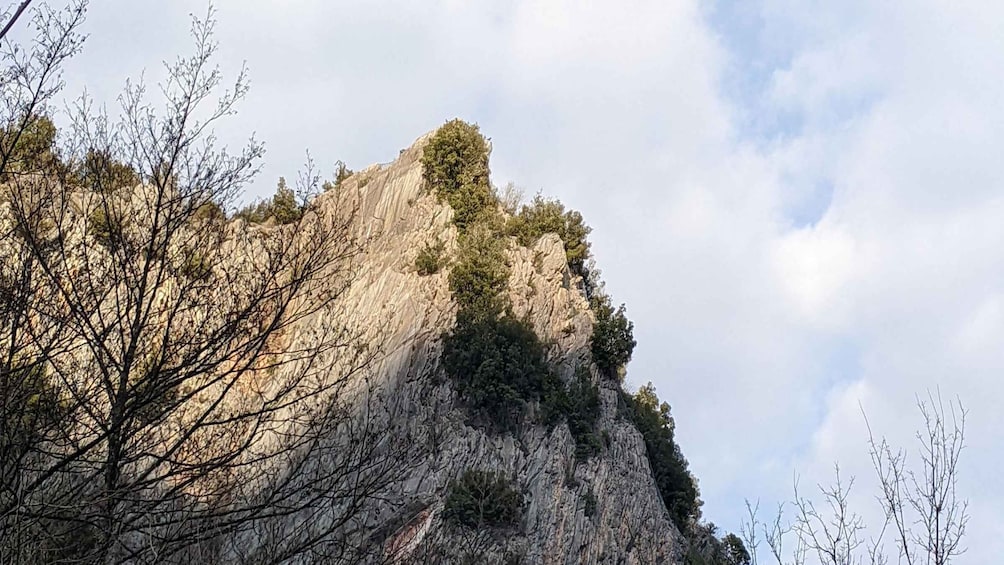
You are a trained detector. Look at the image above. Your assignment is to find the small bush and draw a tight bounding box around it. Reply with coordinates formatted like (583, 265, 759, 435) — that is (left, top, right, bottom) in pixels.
(566, 369, 602, 461)
(684, 527, 751, 565)
(192, 200, 226, 225)
(179, 249, 212, 281)
(269, 178, 302, 224)
(87, 206, 125, 249)
(0, 114, 59, 181)
(322, 160, 353, 191)
(76, 148, 138, 192)
(507, 195, 592, 276)
(415, 239, 446, 276)
(234, 177, 302, 225)
(538, 366, 602, 460)
(722, 533, 751, 565)
(421, 119, 495, 230)
(582, 490, 598, 518)
(621, 382, 700, 532)
(591, 296, 635, 380)
(444, 469, 524, 530)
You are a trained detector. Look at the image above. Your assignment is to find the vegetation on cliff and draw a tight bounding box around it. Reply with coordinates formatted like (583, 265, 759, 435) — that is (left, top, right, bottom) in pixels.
(591, 295, 637, 381)
(425, 118, 753, 564)
(415, 237, 447, 275)
(421, 118, 494, 231)
(428, 120, 605, 461)
(234, 176, 303, 224)
(506, 194, 592, 277)
(621, 383, 701, 532)
(444, 469, 525, 531)
(442, 313, 562, 433)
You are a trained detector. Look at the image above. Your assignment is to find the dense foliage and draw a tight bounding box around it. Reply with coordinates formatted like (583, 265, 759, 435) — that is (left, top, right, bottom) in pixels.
(567, 370, 602, 460)
(75, 148, 138, 192)
(684, 525, 751, 565)
(421, 119, 495, 230)
(448, 223, 510, 319)
(0, 114, 58, 181)
(441, 313, 562, 433)
(234, 177, 302, 225)
(0, 359, 62, 458)
(721, 534, 751, 565)
(87, 206, 125, 250)
(192, 201, 227, 225)
(0, 116, 137, 192)
(507, 195, 592, 276)
(415, 238, 447, 276)
(621, 382, 700, 533)
(591, 296, 636, 380)
(549, 367, 602, 461)
(443, 469, 524, 530)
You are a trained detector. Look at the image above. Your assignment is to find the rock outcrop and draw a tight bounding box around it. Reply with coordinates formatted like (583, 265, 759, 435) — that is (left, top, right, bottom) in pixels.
(282, 134, 685, 564)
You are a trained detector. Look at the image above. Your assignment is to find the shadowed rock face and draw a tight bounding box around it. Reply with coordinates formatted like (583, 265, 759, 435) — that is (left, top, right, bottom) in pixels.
(277, 133, 685, 565)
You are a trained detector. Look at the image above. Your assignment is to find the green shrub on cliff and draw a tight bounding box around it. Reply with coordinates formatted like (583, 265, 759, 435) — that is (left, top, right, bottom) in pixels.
(591, 296, 636, 380)
(448, 223, 510, 319)
(621, 382, 700, 532)
(87, 205, 126, 249)
(444, 469, 524, 530)
(0, 114, 58, 181)
(415, 238, 447, 276)
(566, 368, 602, 460)
(234, 177, 302, 225)
(322, 160, 353, 192)
(441, 313, 561, 433)
(421, 119, 495, 230)
(507, 195, 592, 276)
(75, 148, 138, 192)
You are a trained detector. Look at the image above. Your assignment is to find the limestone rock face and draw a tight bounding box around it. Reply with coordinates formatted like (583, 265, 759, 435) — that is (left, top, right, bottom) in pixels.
(280, 134, 684, 564)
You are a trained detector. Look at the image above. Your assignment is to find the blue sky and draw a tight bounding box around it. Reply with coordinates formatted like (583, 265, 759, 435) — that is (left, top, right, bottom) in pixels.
(53, 1, 1004, 561)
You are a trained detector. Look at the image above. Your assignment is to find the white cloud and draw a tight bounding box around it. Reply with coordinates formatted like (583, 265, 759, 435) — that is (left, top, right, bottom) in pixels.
(771, 223, 862, 329)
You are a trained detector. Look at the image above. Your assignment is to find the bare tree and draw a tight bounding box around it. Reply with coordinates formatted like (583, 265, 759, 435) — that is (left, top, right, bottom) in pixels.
(1, 3, 423, 563)
(1, 1, 89, 560)
(867, 393, 968, 565)
(742, 499, 807, 565)
(742, 394, 966, 565)
(790, 466, 888, 565)
(0, 1, 33, 42)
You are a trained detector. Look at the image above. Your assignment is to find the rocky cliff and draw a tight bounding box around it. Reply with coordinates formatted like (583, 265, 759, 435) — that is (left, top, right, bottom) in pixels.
(282, 133, 686, 564)
(0, 125, 688, 564)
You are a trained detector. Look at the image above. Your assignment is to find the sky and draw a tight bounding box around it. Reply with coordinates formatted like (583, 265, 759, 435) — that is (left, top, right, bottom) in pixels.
(46, 1, 1004, 561)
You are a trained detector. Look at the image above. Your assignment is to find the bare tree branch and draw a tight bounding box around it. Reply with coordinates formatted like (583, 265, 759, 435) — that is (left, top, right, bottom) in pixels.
(0, 1, 32, 43)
